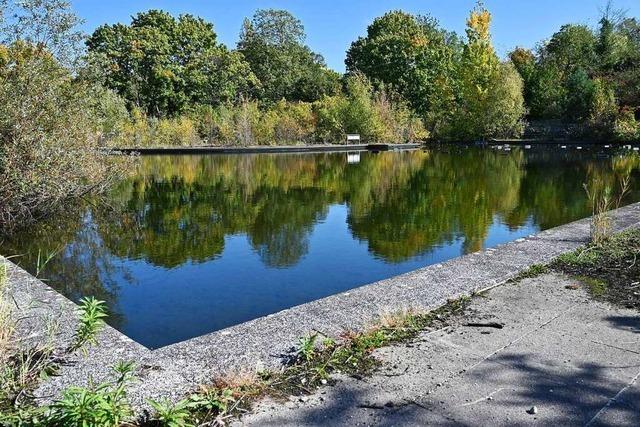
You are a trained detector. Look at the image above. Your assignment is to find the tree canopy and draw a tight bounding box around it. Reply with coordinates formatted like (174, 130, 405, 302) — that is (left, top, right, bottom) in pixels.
(87, 10, 257, 116)
(238, 9, 341, 104)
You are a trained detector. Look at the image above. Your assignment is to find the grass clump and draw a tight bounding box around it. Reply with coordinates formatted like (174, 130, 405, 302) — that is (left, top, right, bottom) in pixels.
(553, 228, 640, 310)
(583, 173, 631, 245)
(511, 263, 550, 282)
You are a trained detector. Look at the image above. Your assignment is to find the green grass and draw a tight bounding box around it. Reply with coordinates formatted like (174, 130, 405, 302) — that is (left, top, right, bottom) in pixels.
(575, 276, 608, 297)
(553, 228, 640, 309)
(511, 263, 549, 282)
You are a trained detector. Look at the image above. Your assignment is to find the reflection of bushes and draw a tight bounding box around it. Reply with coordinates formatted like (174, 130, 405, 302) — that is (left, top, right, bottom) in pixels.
(6, 150, 640, 273)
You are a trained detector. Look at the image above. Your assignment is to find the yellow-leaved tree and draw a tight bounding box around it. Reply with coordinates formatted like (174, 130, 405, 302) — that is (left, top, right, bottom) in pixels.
(447, 2, 525, 141)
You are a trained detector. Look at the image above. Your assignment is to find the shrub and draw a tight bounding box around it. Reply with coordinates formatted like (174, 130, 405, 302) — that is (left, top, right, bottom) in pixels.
(587, 78, 618, 138)
(0, 42, 129, 232)
(613, 107, 639, 142)
(374, 91, 429, 143)
(271, 100, 315, 144)
(155, 117, 201, 147)
(314, 94, 348, 142)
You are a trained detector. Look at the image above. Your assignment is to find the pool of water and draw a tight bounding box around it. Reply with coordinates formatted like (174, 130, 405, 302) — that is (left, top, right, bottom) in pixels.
(3, 145, 639, 348)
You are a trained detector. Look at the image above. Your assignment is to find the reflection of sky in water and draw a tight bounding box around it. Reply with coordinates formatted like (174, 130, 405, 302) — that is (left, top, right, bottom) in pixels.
(108, 205, 537, 348)
(3, 147, 639, 348)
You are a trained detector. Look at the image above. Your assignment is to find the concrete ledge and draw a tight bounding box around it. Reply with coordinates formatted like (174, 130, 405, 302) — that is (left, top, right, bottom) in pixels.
(4, 203, 640, 407)
(111, 143, 421, 155)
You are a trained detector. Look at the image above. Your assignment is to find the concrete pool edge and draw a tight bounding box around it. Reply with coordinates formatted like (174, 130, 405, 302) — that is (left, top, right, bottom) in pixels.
(110, 143, 421, 155)
(4, 202, 640, 407)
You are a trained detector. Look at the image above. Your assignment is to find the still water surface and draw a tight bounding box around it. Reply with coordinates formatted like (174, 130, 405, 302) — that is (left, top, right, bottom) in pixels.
(3, 146, 639, 348)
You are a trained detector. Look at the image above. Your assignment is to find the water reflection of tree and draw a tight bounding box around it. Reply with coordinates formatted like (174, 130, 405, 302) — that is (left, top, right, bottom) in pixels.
(100, 149, 640, 266)
(5, 149, 639, 280)
(1, 207, 127, 329)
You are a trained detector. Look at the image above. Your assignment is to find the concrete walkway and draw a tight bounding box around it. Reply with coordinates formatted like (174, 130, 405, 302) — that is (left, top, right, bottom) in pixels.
(238, 274, 640, 426)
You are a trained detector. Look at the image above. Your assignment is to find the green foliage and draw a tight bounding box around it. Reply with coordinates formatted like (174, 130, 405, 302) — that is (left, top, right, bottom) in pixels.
(441, 4, 525, 141)
(511, 7, 640, 140)
(69, 297, 108, 353)
(87, 10, 257, 117)
(0, 0, 84, 67)
(295, 334, 318, 362)
(45, 362, 135, 426)
(564, 68, 595, 121)
(587, 78, 618, 138)
(148, 399, 194, 427)
(238, 9, 340, 105)
(577, 276, 608, 296)
(613, 108, 640, 141)
(0, 40, 131, 232)
(314, 73, 426, 142)
(345, 11, 460, 119)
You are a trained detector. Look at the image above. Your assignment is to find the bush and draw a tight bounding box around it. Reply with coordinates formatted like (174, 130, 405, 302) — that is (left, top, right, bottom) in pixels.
(0, 42, 129, 231)
(373, 91, 429, 143)
(613, 108, 639, 142)
(587, 78, 618, 138)
(113, 110, 202, 147)
(271, 100, 315, 144)
(315, 73, 426, 143)
(115, 77, 425, 147)
(155, 117, 201, 147)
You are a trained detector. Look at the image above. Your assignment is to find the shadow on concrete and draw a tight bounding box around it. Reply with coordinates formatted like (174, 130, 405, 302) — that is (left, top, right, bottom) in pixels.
(247, 353, 640, 426)
(605, 315, 640, 334)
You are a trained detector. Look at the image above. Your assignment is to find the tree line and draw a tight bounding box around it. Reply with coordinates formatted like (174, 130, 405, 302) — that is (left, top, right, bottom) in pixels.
(87, 4, 526, 145)
(510, 3, 640, 141)
(1, 0, 640, 230)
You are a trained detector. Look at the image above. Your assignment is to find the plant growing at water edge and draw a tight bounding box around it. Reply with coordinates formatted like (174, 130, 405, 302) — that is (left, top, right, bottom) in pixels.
(69, 297, 108, 353)
(295, 333, 319, 363)
(45, 362, 135, 426)
(583, 173, 631, 244)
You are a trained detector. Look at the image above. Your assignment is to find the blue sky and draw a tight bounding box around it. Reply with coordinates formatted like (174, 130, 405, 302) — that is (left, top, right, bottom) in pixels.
(71, 0, 640, 72)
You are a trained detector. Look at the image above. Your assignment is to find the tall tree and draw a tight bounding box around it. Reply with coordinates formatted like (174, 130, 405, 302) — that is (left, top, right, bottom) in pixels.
(0, 0, 84, 67)
(449, 2, 525, 140)
(87, 10, 257, 116)
(345, 11, 460, 123)
(237, 9, 340, 104)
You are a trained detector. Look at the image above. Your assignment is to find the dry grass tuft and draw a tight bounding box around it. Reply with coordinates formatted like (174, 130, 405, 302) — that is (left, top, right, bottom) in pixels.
(0, 259, 14, 359)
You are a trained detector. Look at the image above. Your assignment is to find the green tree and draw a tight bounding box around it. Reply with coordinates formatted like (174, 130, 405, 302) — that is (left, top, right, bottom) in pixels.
(237, 9, 340, 104)
(345, 11, 460, 127)
(544, 24, 597, 77)
(445, 2, 525, 141)
(87, 10, 257, 116)
(564, 67, 595, 121)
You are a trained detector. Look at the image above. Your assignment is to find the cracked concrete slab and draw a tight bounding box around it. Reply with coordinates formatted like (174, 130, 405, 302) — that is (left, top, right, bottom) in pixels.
(239, 273, 640, 427)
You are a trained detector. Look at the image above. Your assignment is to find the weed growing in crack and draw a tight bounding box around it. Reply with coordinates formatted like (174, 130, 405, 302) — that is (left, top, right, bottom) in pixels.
(511, 263, 549, 282)
(69, 297, 108, 354)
